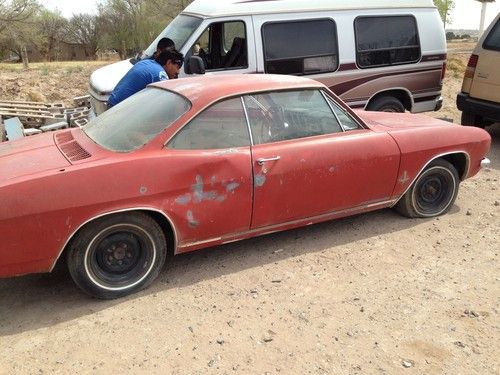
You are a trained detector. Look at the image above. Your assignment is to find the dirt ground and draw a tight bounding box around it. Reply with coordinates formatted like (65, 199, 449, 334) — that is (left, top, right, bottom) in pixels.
(0, 43, 498, 374)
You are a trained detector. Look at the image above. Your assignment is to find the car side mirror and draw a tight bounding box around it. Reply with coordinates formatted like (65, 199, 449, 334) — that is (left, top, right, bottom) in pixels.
(185, 56, 206, 75)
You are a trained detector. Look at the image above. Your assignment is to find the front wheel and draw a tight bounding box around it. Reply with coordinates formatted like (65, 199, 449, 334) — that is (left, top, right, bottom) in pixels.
(67, 212, 167, 299)
(395, 159, 459, 218)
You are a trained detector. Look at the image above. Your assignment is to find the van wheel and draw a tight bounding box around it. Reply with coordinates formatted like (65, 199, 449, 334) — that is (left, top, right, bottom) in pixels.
(67, 212, 167, 299)
(395, 159, 459, 218)
(367, 96, 405, 113)
(461, 111, 485, 128)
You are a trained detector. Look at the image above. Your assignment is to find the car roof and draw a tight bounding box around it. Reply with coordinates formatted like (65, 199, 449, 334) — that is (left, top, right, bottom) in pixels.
(183, 0, 435, 17)
(151, 74, 325, 105)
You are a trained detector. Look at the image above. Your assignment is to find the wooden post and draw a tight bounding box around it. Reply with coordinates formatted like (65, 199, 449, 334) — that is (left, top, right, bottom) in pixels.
(21, 46, 29, 69)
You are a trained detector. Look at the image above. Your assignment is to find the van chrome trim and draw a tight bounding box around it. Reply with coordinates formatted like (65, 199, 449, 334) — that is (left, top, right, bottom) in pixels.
(179, 198, 397, 249)
(391, 151, 471, 207)
(49, 207, 179, 271)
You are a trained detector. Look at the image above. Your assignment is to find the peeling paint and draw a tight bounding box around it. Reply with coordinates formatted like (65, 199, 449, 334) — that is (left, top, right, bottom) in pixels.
(399, 171, 410, 184)
(175, 195, 191, 205)
(226, 182, 240, 193)
(187, 210, 199, 228)
(213, 148, 239, 156)
(329, 166, 335, 173)
(139, 186, 148, 195)
(191, 175, 227, 203)
(255, 174, 266, 187)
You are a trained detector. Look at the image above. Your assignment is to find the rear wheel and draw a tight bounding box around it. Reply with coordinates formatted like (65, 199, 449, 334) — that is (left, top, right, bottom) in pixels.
(395, 159, 459, 218)
(461, 111, 485, 128)
(367, 96, 405, 113)
(67, 212, 167, 299)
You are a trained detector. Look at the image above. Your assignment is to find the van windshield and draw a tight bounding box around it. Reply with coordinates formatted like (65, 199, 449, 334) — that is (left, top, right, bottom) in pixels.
(141, 15, 202, 59)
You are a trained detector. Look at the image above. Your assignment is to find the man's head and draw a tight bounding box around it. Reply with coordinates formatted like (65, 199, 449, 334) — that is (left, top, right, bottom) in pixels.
(155, 49, 184, 79)
(155, 38, 175, 56)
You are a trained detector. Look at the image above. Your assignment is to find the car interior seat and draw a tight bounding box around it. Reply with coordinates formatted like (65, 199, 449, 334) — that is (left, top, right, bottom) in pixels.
(224, 37, 246, 68)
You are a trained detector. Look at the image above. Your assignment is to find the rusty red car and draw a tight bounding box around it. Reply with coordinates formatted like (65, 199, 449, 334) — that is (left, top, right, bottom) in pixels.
(0, 75, 491, 299)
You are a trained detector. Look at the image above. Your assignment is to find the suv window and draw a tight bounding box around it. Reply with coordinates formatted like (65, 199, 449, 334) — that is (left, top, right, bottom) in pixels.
(169, 97, 250, 150)
(483, 18, 500, 52)
(190, 21, 247, 70)
(262, 19, 338, 75)
(355, 16, 421, 68)
(244, 90, 342, 144)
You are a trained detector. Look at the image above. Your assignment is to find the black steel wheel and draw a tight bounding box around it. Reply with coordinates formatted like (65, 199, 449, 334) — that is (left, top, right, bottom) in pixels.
(395, 159, 459, 218)
(67, 212, 167, 299)
(366, 96, 405, 113)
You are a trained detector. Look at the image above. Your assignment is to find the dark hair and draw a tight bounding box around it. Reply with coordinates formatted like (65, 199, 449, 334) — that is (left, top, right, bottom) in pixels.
(157, 37, 175, 51)
(155, 48, 184, 67)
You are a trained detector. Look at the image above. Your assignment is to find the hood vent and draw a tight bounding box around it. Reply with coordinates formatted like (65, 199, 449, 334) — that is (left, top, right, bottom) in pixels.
(55, 130, 91, 162)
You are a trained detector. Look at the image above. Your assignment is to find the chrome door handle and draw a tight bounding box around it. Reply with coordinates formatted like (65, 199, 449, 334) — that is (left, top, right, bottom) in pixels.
(257, 156, 281, 166)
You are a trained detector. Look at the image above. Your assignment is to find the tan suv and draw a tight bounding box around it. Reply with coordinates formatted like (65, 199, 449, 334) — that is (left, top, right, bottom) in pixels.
(457, 13, 500, 128)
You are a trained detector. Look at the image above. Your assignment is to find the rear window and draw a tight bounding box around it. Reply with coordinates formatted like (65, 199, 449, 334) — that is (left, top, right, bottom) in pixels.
(262, 19, 338, 75)
(483, 18, 500, 52)
(84, 88, 190, 152)
(355, 16, 421, 68)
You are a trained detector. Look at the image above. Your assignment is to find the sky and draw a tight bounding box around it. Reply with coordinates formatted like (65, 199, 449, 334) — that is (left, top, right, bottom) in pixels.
(41, 0, 500, 30)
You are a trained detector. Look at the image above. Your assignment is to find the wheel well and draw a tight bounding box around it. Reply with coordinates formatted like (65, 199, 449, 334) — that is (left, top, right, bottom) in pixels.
(53, 209, 177, 270)
(439, 153, 469, 181)
(367, 90, 412, 111)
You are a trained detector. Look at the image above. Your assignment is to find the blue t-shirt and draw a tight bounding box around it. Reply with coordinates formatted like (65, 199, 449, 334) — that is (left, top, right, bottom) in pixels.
(108, 59, 168, 107)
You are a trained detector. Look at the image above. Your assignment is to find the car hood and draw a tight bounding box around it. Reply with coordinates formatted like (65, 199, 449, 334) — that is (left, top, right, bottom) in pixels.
(89, 59, 133, 96)
(355, 111, 455, 131)
(0, 133, 71, 184)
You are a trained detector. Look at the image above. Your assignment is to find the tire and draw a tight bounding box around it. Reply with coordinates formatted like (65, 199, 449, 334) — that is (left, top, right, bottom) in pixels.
(461, 111, 485, 128)
(67, 212, 167, 299)
(0, 123, 6, 142)
(366, 96, 405, 113)
(395, 159, 459, 218)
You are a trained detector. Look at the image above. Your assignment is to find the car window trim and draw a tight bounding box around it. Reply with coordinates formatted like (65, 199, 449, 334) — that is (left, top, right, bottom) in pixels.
(321, 91, 365, 131)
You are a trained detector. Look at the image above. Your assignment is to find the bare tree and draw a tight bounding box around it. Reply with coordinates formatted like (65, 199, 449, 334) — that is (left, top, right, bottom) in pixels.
(67, 13, 101, 59)
(36, 8, 68, 61)
(0, 0, 38, 33)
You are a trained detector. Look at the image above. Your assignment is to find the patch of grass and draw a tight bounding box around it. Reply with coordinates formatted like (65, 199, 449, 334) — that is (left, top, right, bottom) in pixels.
(40, 64, 50, 76)
(447, 57, 466, 79)
(64, 65, 84, 75)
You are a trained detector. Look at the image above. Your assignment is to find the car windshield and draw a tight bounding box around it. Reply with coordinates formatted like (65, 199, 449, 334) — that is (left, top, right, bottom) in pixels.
(83, 87, 191, 152)
(140, 14, 202, 59)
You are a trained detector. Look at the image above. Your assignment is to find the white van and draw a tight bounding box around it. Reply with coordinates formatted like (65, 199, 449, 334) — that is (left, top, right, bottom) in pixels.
(89, 0, 446, 115)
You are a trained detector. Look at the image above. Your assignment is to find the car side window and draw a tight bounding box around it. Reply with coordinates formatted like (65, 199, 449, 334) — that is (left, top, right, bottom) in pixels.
(355, 16, 421, 68)
(325, 96, 362, 131)
(262, 19, 338, 75)
(243, 89, 342, 145)
(190, 21, 247, 70)
(168, 97, 250, 150)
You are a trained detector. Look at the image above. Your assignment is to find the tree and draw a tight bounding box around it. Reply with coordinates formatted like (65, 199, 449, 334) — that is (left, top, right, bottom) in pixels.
(0, 0, 38, 33)
(67, 13, 101, 59)
(433, 0, 455, 26)
(36, 9, 68, 60)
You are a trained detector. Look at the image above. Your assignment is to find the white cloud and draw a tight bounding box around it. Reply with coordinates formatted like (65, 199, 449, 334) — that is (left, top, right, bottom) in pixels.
(449, 1, 499, 30)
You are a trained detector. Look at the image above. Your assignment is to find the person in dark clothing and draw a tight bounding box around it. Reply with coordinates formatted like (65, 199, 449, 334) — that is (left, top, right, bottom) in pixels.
(108, 49, 184, 108)
(153, 37, 175, 58)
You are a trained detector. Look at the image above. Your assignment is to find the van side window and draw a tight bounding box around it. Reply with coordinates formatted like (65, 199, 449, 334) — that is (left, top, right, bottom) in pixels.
(191, 21, 248, 70)
(483, 19, 500, 52)
(262, 19, 338, 75)
(355, 16, 421, 68)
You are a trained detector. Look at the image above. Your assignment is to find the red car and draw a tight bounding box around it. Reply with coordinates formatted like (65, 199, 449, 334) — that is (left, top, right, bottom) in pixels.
(0, 75, 491, 299)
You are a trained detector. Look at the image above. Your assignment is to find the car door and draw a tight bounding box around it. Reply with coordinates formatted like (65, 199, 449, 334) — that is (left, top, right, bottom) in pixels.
(166, 97, 253, 246)
(243, 89, 400, 228)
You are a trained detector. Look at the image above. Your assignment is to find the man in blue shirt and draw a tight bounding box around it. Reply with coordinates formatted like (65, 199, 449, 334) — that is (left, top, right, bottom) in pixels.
(108, 49, 184, 108)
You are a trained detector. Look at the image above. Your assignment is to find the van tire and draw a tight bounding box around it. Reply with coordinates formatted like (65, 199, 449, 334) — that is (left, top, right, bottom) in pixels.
(461, 111, 485, 128)
(366, 96, 405, 113)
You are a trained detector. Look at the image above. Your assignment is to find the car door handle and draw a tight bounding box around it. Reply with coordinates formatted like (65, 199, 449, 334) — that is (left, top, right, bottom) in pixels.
(257, 156, 280, 165)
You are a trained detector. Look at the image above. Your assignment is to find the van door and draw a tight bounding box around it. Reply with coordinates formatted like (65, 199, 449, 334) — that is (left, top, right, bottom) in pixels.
(181, 16, 256, 76)
(469, 18, 500, 104)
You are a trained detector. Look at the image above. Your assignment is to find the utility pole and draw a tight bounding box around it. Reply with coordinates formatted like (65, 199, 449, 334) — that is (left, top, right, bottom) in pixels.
(476, 0, 496, 35)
